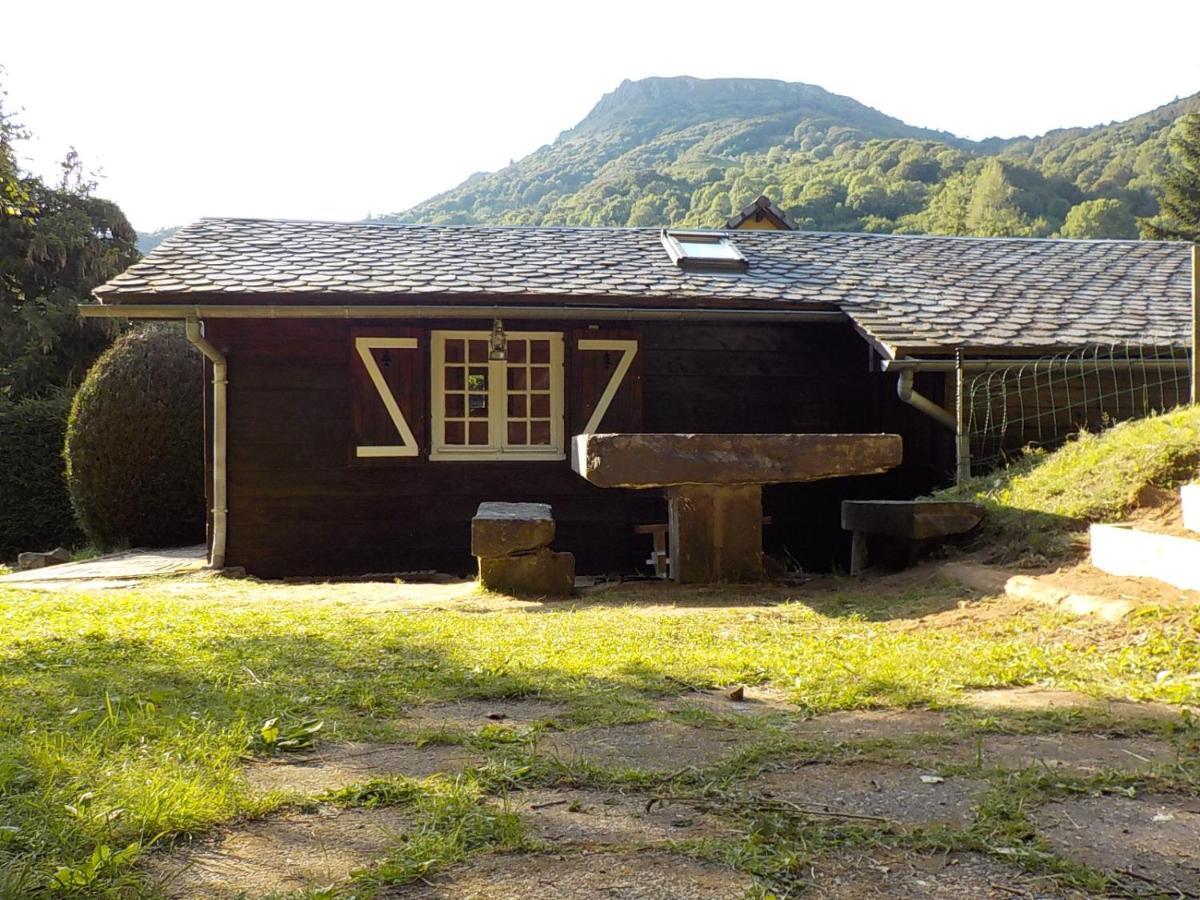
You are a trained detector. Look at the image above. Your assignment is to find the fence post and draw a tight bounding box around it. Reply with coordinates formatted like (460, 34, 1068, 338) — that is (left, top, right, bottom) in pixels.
(1192, 244, 1199, 405)
(955, 349, 971, 484)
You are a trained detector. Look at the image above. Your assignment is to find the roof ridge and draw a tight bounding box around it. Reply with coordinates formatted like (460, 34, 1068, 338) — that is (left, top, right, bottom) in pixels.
(186, 216, 1192, 248)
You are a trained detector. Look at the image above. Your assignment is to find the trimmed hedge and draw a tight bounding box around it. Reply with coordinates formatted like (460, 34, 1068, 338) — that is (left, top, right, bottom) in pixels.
(0, 392, 82, 560)
(64, 327, 205, 550)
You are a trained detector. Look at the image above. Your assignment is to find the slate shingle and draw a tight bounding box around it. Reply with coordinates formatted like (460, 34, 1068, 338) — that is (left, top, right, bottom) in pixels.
(94, 218, 1195, 354)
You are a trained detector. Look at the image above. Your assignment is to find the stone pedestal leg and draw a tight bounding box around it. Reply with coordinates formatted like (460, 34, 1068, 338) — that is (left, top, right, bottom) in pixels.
(849, 531, 867, 576)
(666, 483, 763, 583)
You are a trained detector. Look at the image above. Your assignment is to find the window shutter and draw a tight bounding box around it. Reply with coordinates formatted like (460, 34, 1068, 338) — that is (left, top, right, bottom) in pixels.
(570, 329, 643, 435)
(350, 326, 426, 461)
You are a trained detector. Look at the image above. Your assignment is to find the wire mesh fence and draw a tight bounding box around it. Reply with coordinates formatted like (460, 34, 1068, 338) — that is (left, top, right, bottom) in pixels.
(965, 343, 1193, 474)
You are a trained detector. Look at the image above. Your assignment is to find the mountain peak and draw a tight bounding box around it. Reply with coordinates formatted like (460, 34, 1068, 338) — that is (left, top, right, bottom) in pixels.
(383, 76, 1200, 238)
(564, 75, 947, 143)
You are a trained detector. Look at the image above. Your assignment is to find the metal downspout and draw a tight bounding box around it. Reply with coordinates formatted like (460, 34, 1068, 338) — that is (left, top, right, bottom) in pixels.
(896, 369, 956, 431)
(184, 319, 227, 569)
(896, 368, 971, 482)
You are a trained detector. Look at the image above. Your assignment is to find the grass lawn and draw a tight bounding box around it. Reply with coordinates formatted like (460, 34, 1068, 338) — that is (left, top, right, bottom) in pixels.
(1, 573, 1198, 896)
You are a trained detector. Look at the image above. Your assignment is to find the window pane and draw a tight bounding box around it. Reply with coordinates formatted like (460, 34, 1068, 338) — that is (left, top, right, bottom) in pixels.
(530, 394, 550, 417)
(445, 367, 465, 390)
(679, 239, 740, 260)
(530, 340, 550, 363)
(445, 393, 465, 417)
(469, 422, 489, 445)
(507, 421, 528, 445)
(508, 340, 527, 364)
(530, 421, 551, 445)
(445, 340, 465, 363)
(445, 421, 465, 445)
(467, 368, 488, 391)
(468, 340, 488, 363)
(507, 368, 527, 390)
(530, 366, 550, 390)
(507, 395, 527, 417)
(468, 394, 488, 417)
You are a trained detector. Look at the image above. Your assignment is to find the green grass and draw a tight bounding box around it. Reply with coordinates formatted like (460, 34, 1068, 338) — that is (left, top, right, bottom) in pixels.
(0, 578, 1197, 896)
(939, 406, 1200, 559)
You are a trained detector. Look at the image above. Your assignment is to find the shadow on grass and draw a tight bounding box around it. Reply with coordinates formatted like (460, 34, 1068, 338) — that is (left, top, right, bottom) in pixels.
(519, 575, 974, 622)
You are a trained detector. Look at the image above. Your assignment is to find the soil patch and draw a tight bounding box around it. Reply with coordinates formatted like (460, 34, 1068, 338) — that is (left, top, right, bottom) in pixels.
(538, 721, 745, 772)
(387, 850, 754, 898)
(1036, 793, 1200, 895)
(789, 708, 951, 742)
(806, 848, 1086, 898)
(1035, 561, 1200, 610)
(1128, 485, 1193, 539)
(935, 733, 1175, 774)
(662, 685, 797, 717)
(245, 742, 480, 794)
(502, 787, 732, 845)
(145, 803, 412, 898)
(960, 686, 1190, 722)
(749, 761, 986, 828)
(403, 699, 568, 732)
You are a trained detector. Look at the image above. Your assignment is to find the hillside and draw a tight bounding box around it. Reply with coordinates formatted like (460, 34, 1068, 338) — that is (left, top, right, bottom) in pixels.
(940, 406, 1200, 560)
(382, 76, 1200, 238)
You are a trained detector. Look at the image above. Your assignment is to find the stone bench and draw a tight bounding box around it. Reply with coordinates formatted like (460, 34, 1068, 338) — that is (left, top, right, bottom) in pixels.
(471, 502, 574, 597)
(841, 500, 984, 574)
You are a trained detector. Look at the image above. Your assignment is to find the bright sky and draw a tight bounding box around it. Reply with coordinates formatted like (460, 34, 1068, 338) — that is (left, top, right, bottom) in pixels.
(5, 0, 1200, 232)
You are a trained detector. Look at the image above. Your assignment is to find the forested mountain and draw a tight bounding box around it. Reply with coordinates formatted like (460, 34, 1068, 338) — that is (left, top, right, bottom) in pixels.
(135, 227, 178, 254)
(381, 76, 1200, 239)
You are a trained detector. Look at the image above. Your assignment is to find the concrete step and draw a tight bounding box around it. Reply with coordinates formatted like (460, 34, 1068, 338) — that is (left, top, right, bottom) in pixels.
(1090, 524, 1200, 591)
(1183, 483, 1200, 534)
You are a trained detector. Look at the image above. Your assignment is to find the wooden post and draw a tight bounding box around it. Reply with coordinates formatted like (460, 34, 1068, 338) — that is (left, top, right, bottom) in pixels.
(1192, 244, 1199, 405)
(955, 350, 971, 484)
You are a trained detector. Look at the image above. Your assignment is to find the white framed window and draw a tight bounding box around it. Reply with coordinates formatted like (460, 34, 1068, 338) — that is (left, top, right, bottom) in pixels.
(431, 330, 565, 461)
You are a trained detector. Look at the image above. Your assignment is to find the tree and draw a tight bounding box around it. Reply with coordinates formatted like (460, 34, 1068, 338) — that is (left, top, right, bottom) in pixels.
(0, 74, 139, 400)
(1140, 113, 1200, 241)
(1058, 198, 1137, 239)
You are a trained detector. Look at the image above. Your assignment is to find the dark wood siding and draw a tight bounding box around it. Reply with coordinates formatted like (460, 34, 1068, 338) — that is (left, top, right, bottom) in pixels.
(205, 317, 950, 578)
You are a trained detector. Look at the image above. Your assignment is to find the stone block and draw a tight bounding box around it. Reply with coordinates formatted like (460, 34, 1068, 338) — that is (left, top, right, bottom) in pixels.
(841, 500, 984, 539)
(667, 483, 763, 583)
(471, 502, 555, 558)
(1182, 483, 1200, 534)
(479, 548, 575, 597)
(17, 547, 71, 571)
(573, 432, 902, 489)
(1090, 523, 1200, 591)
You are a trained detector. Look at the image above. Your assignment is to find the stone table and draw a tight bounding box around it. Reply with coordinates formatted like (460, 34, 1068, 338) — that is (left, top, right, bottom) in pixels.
(572, 433, 903, 583)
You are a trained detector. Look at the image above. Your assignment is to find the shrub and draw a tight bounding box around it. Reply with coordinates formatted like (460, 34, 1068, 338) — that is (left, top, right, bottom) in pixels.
(0, 392, 82, 560)
(64, 327, 205, 549)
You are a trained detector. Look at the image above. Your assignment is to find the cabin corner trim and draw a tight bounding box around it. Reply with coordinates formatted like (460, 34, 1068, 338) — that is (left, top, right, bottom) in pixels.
(578, 338, 638, 434)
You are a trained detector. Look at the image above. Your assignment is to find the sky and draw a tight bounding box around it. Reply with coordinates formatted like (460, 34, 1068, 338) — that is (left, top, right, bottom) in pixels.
(5, 1, 1200, 232)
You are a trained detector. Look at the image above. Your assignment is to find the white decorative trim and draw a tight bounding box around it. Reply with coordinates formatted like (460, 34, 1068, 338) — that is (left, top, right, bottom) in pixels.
(354, 336, 419, 458)
(430, 330, 565, 462)
(577, 338, 638, 434)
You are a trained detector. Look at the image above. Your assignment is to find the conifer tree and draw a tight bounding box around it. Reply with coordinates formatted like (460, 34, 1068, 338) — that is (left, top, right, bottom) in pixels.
(1141, 113, 1200, 242)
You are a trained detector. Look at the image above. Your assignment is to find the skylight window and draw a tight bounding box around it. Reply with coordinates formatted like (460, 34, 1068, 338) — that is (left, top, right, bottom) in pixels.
(661, 230, 748, 272)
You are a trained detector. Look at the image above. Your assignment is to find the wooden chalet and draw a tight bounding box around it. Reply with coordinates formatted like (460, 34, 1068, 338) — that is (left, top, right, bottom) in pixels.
(83, 220, 1195, 578)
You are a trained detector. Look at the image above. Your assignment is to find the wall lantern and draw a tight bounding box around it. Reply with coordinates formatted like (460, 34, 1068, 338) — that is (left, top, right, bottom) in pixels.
(489, 318, 507, 360)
